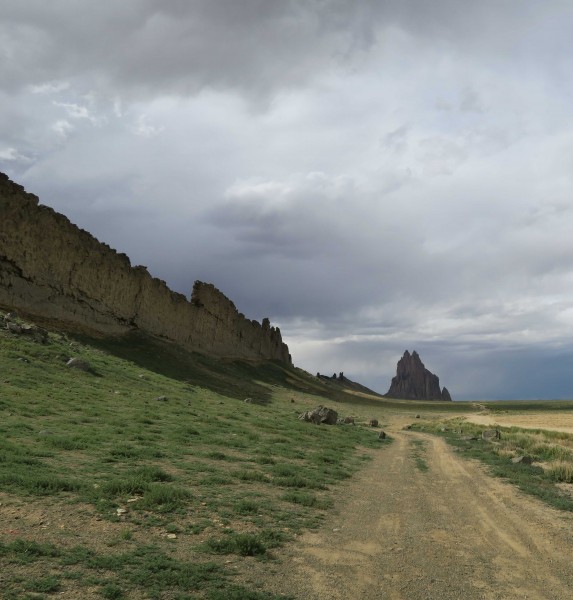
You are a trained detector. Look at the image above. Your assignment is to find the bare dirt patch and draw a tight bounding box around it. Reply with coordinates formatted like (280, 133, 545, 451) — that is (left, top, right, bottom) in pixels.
(465, 412, 573, 434)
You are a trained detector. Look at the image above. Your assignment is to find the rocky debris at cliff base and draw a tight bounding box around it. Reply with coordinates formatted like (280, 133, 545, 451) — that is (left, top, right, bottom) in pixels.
(385, 350, 452, 401)
(299, 405, 338, 425)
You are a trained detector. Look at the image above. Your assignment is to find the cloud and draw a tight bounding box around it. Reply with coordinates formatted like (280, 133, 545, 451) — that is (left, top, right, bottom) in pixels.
(2, 1, 573, 398)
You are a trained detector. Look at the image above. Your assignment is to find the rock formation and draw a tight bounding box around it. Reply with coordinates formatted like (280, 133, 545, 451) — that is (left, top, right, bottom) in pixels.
(0, 172, 291, 364)
(385, 350, 452, 401)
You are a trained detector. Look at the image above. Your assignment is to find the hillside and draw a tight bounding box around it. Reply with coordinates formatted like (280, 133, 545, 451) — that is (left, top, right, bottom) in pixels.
(0, 310, 391, 599)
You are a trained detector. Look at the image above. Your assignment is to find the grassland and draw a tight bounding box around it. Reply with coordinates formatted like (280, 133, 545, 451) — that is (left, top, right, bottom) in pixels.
(0, 313, 392, 599)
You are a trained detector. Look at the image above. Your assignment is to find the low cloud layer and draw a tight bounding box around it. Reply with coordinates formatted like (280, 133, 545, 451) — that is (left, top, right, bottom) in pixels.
(2, 1, 573, 398)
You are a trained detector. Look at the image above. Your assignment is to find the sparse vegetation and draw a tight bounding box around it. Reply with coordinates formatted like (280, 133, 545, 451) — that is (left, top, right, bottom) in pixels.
(410, 439, 429, 472)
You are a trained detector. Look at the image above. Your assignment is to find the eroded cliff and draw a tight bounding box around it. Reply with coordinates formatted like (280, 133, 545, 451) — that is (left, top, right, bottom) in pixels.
(0, 173, 291, 364)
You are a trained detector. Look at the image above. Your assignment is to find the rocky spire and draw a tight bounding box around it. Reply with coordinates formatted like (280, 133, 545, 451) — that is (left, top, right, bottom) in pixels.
(385, 350, 452, 401)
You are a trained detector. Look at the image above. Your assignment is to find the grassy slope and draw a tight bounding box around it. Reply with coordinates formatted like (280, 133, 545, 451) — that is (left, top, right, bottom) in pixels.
(0, 315, 393, 600)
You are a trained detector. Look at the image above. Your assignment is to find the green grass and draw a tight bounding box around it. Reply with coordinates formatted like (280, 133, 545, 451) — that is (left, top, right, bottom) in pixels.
(410, 418, 573, 511)
(410, 439, 429, 472)
(0, 311, 392, 598)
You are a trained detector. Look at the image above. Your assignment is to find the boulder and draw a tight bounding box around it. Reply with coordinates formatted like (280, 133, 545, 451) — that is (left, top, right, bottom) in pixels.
(369, 419, 379, 427)
(66, 357, 92, 372)
(343, 416, 355, 424)
(481, 429, 501, 441)
(299, 405, 338, 425)
(511, 455, 533, 465)
(385, 351, 452, 401)
(21, 325, 49, 343)
(6, 321, 23, 334)
(378, 430, 386, 440)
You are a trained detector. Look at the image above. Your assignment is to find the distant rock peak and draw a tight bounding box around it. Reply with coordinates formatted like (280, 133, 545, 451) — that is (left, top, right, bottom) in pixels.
(385, 350, 452, 401)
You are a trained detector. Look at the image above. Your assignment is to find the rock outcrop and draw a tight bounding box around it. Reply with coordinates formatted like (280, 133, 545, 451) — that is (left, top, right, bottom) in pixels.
(385, 350, 452, 401)
(0, 172, 291, 364)
(299, 405, 338, 425)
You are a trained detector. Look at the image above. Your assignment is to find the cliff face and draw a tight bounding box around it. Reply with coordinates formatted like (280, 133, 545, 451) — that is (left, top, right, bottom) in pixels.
(385, 350, 451, 401)
(0, 173, 291, 364)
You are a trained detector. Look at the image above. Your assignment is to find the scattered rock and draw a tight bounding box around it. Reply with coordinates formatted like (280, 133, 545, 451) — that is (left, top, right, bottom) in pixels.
(155, 396, 168, 402)
(369, 419, 379, 427)
(243, 397, 269, 405)
(299, 405, 338, 425)
(385, 350, 452, 401)
(66, 357, 92, 372)
(415, 414, 421, 419)
(511, 455, 533, 465)
(166, 533, 177, 539)
(482, 429, 501, 441)
(343, 416, 355, 424)
(116, 508, 128, 516)
(378, 430, 387, 440)
(21, 325, 49, 343)
(461, 435, 479, 441)
(6, 322, 23, 334)
(16, 357, 30, 363)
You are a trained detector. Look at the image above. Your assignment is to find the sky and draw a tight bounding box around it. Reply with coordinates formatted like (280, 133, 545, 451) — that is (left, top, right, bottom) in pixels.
(2, 1, 573, 400)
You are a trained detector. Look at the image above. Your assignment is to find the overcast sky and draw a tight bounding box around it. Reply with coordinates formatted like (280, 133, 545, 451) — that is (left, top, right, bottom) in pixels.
(2, 1, 573, 399)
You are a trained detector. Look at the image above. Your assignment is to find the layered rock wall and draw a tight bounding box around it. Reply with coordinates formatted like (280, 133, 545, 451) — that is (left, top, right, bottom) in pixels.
(0, 173, 291, 364)
(385, 350, 451, 400)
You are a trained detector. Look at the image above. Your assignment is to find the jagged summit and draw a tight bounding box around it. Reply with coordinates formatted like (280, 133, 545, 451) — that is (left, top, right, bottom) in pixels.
(385, 350, 452, 401)
(0, 172, 291, 364)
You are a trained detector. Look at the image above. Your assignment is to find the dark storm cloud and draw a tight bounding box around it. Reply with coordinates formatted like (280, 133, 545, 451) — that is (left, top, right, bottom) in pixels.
(2, 1, 566, 99)
(3, 1, 573, 399)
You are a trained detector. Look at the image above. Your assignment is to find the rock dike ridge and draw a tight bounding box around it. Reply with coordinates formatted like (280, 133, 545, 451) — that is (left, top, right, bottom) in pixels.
(0, 172, 291, 364)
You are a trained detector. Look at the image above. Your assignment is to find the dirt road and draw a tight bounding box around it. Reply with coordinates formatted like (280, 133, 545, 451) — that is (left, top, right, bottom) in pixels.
(256, 430, 573, 600)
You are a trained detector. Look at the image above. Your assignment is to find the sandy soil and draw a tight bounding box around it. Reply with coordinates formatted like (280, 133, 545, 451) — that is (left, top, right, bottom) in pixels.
(465, 412, 573, 434)
(252, 427, 573, 599)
